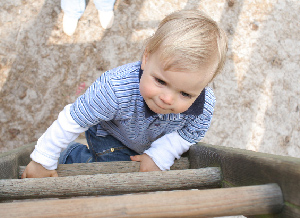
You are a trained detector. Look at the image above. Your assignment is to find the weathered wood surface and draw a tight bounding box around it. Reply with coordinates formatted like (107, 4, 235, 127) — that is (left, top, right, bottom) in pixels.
(18, 157, 190, 178)
(0, 184, 283, 218)
(0, 167, 221, 200)
(189, 142, 300, 218)
(0, 143, 34, 179)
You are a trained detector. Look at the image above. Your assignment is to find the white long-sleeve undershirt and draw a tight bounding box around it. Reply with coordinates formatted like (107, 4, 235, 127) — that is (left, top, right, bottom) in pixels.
(30, 104, 88, 170)
(144, 132, 193, 170)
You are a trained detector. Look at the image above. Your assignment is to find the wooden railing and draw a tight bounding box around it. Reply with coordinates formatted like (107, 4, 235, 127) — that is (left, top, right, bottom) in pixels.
(0, 142, 299, 217)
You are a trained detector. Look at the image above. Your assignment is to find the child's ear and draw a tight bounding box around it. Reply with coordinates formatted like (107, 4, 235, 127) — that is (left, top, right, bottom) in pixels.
(141, 49, 149, 70)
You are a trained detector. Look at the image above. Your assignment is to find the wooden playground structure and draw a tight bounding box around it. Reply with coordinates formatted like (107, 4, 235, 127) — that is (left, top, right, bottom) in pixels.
(0, 142, 299, 217)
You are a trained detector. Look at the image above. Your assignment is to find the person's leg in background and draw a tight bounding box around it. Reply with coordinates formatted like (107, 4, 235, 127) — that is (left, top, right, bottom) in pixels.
(61, 0, 86, 36)
(94, 0, 116, 29)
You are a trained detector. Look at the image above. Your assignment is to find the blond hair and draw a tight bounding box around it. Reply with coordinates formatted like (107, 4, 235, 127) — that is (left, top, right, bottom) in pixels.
(144, 10, 228, 80)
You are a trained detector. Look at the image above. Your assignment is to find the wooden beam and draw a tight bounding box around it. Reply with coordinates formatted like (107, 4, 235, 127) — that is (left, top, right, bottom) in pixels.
(0, 143, 34, 179)
(0, 184, 283, 218)
(189, 143, 300, 218)
(0, 167, 221, 201)
(18, 157, 190, 178)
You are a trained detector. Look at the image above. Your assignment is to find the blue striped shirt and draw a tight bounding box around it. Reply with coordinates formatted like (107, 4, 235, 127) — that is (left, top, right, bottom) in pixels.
(70, 61, 216, 154)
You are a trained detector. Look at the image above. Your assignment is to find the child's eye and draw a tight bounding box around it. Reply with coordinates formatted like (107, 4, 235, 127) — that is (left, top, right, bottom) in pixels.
(181, 91, 191, 98)
(155, 78, 166, 85)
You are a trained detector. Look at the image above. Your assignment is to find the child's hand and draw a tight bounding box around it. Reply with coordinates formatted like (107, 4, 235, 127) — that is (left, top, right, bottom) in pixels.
(21, 161, 58, 178)
(130, 154, 161, 172)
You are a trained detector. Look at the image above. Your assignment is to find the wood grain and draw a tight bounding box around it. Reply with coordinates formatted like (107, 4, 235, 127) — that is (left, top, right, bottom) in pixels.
(189, 142, 300, 218)
(0, 184, 283, 218)
(18, 157, 190, 178)
(0, 167, 221, 200)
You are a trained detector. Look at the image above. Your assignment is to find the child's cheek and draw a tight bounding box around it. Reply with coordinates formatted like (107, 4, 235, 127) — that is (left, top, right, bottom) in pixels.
(177, 100, 194, 114)
(140, 75, 153, 97)
(139, 80, 149, 99)
(140, 83, 152, 99)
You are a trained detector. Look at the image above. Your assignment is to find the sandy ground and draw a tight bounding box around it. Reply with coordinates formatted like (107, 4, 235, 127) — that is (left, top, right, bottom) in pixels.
(1, 1, 299, 217)
(1, 0, 300, 165)
(1, 0, 299, 156)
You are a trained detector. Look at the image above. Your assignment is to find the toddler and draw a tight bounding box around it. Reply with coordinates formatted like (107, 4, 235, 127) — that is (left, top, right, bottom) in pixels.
(22, 9, 227, 178)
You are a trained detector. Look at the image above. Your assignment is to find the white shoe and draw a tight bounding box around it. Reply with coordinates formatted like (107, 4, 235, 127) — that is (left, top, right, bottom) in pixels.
(98, 10, 114, 29)
(63, 14, 78, 36)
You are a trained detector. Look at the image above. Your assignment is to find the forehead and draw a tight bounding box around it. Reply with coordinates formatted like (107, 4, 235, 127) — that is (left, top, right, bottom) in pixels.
(151, 51, 217, 93)
(156, 47, 218, 78)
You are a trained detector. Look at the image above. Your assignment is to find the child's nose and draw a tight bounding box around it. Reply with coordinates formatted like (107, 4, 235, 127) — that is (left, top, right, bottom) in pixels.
(160, 93, 174, 105)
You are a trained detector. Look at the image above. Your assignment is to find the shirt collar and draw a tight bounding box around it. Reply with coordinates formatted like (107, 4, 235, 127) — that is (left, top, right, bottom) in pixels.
(138, 66, 205, 118)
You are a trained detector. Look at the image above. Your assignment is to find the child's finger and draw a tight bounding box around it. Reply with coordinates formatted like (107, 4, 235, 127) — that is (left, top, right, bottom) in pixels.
(50, 171, 58, 177)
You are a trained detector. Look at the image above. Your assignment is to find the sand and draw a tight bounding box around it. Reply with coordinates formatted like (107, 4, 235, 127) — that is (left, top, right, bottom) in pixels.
(2, 0, 299, 156)
(1, 0, 299, 161)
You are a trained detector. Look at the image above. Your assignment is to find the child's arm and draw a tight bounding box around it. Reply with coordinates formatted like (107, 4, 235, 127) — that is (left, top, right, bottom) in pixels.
(21, 161, 58, 178)
(130, 154, 161, 172)
(23, 104, 89, 178)
(25, 72, 121, 177)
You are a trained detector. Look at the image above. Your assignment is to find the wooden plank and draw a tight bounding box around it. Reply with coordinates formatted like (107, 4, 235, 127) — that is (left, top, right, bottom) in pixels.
(0, 167, 221, 201)
(18, 157, 190, 178)
(0, 184, 283, 218)
(0, 143, 34, 179)
(188, 142, 300, 218)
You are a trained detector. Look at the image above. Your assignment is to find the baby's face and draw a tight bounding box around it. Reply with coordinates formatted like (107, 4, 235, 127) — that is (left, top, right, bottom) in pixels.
(140, 50, 217, 114)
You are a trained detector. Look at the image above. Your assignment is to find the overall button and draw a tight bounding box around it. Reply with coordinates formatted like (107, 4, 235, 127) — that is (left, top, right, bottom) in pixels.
(110, 148, 114, 152)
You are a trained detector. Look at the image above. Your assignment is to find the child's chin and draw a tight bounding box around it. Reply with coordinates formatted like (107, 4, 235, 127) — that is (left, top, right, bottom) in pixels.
(147, 100, 171, 114)
(149, 106, 163, 114)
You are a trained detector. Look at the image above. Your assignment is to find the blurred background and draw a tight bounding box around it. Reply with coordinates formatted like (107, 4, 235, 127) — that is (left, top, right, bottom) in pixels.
(0, 0, 299, 160)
